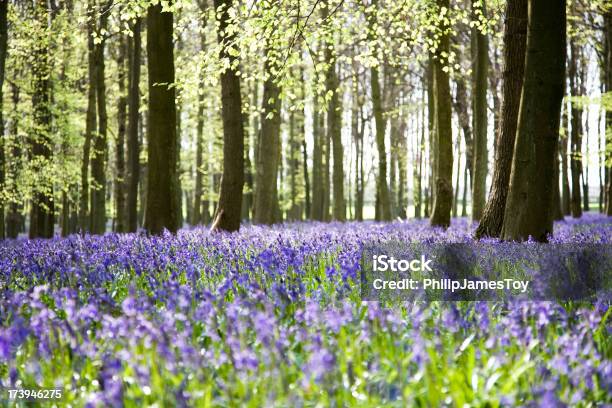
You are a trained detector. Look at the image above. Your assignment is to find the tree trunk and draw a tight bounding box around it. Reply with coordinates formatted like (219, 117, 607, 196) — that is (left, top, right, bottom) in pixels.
(144, 4, 180, 234)
(352, 70, 364, 221)
(193, 6, 207, 225)
(115, 33, 127, 232)
(326, 39, 345, 221)
(397, 119, 407, 218)
(414, 88, 425, 218)
(427, 55, 436, 211)
(471, 0, 489, 221)
(126, 18, 141, 232)
(253, 47, 281, 225)
(502, 0, 565, 242)
(605, 9, 612, 215)
(461, 158, 469, 216)
(90, 0, 112, 234)
(561, 106, 571, 214)
(193, 80, 205, 225)
(0, 1, 7, 239)
(211, 0, 244, 232)
(430, 0, 453, 228)
(368, 0, 391, 221)
(322, 108, 330, 221)
(311, 92, 324, 220)
(301, 70, 311, 219)
(453, 136, 461, 217)
(79, 1, 97, 232)
(568, 37, 583, 218)
(29, 0, 54, 239)
(6, 82, 21, 239)
(475, 0, 527, 238)
(453, 76, 473, 188)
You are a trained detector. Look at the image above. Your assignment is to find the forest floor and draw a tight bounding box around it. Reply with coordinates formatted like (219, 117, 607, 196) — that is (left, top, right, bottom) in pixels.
(0, 214, 611, 406)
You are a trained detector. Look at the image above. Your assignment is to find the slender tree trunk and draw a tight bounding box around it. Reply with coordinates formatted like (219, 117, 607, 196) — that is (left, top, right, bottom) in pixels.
(605, 9, 612, 215)
(29, 0, 54, 238)
(390, 117, 398, 216)
(471, 0, 489, 221)
(452, 75, 473, 195)
(582, 105, 589, 212)
(145, 4, 180, 234)
(397, 119, 407, 218)
(322, 109, 330, 221)
(368, 0, 391, 221)
(502, 0, 566, 242)
(311, 92, 324, 220)
(414, 89, 425, 218)
(211, 0, 244, 232)
(6, 82, 21, 239)
(301, 69, 310, 219)
(115, 33, 127, 232)
(461, 159, 469, 216)
(126, 18, 141, 232)
(430, 0, 453, 228)
(561, 105, 571, 214)
(475, 0, 527, 238)
(427, 55, 436, 213)
(568, 37, 583, 218)
(90, 0, 112, 234)
(80, 1, 97, 232)
(193, 81, 205, 225)
(253, 47, 281, 225)
(0, 1, 7, 239)
(326, 39, 345, 221)
(453, 136, 461, 217)
(352, 70, 364, 221)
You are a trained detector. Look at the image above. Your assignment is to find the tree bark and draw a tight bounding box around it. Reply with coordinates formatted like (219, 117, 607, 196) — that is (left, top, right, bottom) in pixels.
(144, 4, 180, 234)
(475, 0, 527, 238)
(430, 0, 453, 228)
(0, 1, 7, 239)
(193, 81, 205, 225)
(6, 82, 21, 239)
(211, 0, 244, 232)
(568, 36, 583, 218)
(560, 105, 571, 214)
(301, 69, 311, 219)
(253, 46, 281, 225)
(79, 1, 97, 232)
(126, 18, 141, 232)
(29, 0, 54, 239)
(502, 0, 566, 242)
(397, 119, 407, 218)
(311, 91, 324, 221)
(90, 0, 112, 234)
(326, 40, 345, 221)
(115, 33, 127, 232)
(471, 0, 489, 221)
(605, 9, 612, 215)
(193, 13, 207, 225)
(368, 0, 392, 221)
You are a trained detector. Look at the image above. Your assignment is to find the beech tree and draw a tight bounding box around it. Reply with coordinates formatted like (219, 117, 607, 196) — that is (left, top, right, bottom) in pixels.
(0, 1, 7, 239)
(144, 3, 180, 234)
(430, 0, 453, 229)
(211, 0, 244, 232)
(475, 0, 527, 238)
(502, 0, 566, 242)
(471, 0, 489, 221)
(126, 17, 141, 232)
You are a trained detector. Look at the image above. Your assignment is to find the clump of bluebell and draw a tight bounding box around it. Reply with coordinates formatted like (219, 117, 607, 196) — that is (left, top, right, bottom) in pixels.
(0, 214, 610, 406)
